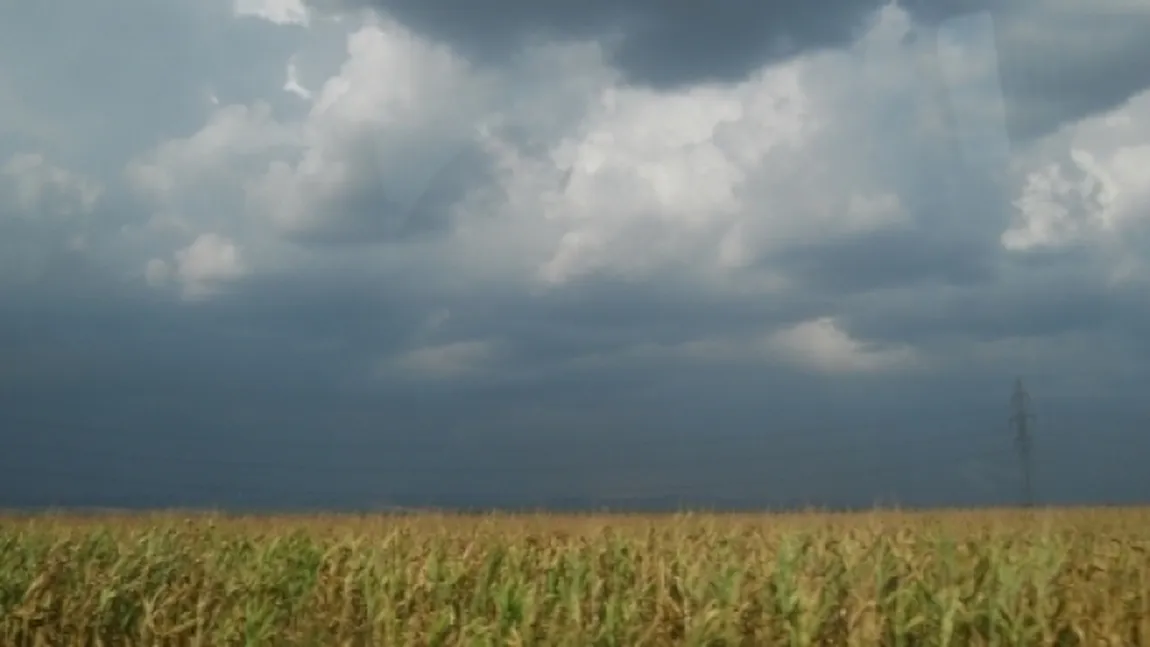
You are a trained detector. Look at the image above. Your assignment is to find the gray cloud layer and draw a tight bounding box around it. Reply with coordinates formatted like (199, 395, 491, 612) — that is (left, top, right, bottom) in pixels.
(0, 0, 1148, 510)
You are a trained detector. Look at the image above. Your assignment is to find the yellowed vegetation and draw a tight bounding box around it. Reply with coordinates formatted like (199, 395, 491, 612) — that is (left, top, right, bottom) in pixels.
(2, 507, 1149, 646)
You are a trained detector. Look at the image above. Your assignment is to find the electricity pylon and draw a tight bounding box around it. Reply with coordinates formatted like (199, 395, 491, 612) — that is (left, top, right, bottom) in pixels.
(1008, 377, 1035, 507)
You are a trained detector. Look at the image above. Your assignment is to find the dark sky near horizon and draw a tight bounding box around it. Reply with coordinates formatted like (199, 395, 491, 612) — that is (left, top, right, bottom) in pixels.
(0, 0, 1148, 511)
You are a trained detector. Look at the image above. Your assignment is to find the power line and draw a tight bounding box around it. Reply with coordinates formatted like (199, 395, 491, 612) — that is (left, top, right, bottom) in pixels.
(1008, 377, 1036, 507)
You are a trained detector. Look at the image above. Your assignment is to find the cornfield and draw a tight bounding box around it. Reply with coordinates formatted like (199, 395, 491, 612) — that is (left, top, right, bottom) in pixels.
(1, 507, 1148, 646)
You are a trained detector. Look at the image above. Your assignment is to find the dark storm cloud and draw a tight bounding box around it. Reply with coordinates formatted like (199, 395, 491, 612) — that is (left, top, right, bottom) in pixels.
(451, 278, 826, 357)
(309, 0, 1023, 87)
(0, 252, 1019, 509)
(0, 249, 482, 406)
(311, 0, 887, 86)
(774, 227, 998, 294)
(311, 0, 1150, 144)
(2, 262, 1147, 510)
(986, 1, 1150, 143)
(840, 266, 1132, 344)
(1, 287, 338, 397)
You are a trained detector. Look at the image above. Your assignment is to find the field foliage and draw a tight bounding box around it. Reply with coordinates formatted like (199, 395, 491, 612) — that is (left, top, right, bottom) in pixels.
(1, 507, 1148, 646)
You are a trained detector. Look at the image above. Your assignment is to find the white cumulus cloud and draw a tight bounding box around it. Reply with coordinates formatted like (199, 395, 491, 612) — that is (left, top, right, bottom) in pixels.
(233, 0, 310, 27)
(148, 233, 246, 301)
(767, 317, 921, 375)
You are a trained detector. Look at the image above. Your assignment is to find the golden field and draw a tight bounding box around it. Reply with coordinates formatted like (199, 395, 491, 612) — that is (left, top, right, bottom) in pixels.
(1, 507, 1148, 646)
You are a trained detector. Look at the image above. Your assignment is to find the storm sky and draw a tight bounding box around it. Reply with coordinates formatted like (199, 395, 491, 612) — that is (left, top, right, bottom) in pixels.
(1, 0, 1148, 511)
